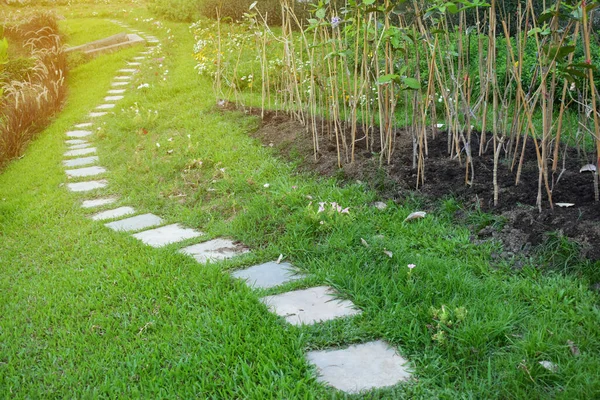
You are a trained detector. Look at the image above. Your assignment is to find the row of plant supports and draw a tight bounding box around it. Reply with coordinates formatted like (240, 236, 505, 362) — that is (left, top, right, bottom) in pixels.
(195, 0, 600, 212)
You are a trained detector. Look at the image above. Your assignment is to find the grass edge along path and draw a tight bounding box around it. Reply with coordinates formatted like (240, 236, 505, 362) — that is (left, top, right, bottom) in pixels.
(0, 9, 599, 399)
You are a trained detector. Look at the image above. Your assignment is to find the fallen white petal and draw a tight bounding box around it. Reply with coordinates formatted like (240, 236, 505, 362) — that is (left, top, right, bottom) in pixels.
(556, 203, 575, 208)
(539, 361, 558, 373)
(404, 211, 427, 222)
(580, 164, 597, 173)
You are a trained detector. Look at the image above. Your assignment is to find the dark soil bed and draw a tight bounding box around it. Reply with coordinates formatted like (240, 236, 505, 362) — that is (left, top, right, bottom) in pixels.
(225, 103, 600, 262)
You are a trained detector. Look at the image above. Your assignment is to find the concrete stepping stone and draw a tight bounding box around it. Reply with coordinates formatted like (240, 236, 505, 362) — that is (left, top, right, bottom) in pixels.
(67, 180, 107, 192)
(108, 89, 126, 94)
(64, 147, 96, 157)
(74, 122, 93, 128)
(65, 166, 106, 178)
(126, 62, 141, 66)
(114, 76, 132, 81)
(89, 112, 108, 118)
(68, 143, 91, 150)
(179, 238, 249, 264)
(132, 56, 145, 60)
(306, 341, 411, 394)
(132, 224, 203, 248)
(66, 139, 87, 145)
(91, 206, 135, 221)
(105, 213, 163, 232)
(118, 68, 137, 73)
(96, 104, 116, 110)
(232, 261, 304, 289)
(260, 286, 361, 326)
(111, 82, 128, 87)
(105, 95, 124, 101)
(63, 156, 98, 167)
(82, 197, 117, 208)
(66, 130, 92, 138)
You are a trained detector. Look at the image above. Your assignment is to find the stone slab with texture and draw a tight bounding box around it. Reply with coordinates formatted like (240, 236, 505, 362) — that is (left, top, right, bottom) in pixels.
(179, 238, 249, 264)
(96, 104, 115, 110)
(67, 180, 107, 192)
(63, 156, 98, 167)
(82, 197, 117, 208)
(232, 261, 304, 289)
(91, 206, 135, 221)
(132, 224, 204, 248)
(105, 213, 163, 232)
(66, 130, 93, 138)
(64, 147, 96, 157)
(89, 112, 108, 118)
(306, 341, 412, 394)
(260, 286, 361, 326)
(66, 166, 106, 178)
(68, 143, 91, 150)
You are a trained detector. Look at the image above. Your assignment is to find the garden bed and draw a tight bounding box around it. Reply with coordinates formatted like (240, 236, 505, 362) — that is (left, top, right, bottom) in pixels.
(239, 106, 600, 262)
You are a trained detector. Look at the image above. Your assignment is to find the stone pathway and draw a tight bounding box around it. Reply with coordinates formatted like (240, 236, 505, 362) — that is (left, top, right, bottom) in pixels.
(61, 21, 412, 394)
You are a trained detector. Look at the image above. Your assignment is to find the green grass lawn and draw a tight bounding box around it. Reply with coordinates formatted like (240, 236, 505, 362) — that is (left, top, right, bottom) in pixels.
(1, 5, 599, 399)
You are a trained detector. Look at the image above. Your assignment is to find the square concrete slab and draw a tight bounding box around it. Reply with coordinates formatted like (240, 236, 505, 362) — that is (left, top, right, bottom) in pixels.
(96, 104, 116, 110)
(63, 156, 98, 167)
(111, 82, 128, 87)
(64, 147, 96, 157)
(82, 197, 117, 208)
(104, 95, 124, 101)
(89, 112, 108, 118)
(108, 89, 126, 94)
(260, 286, 361, 326)
(105, 213, 163, 232)
(118, 68, 137, 73)
(66, 139, 87, 145)
(132, 224, 204, 248)
(232, 261, 305, 289)
(66, 130, 92, 138)
(66, 166, 106, 178)
(91, 206, 135, 221)
(179, 238, 249, 264)
(68, 143, 91, 150)
(67, 180, 107, 192)
(74, 122, 93, 128)
(126, 62, 141, 66)
(114, 75, 132, 80)
(306, 341, 411, 394)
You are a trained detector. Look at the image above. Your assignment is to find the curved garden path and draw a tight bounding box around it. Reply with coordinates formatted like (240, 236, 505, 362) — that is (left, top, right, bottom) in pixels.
(60, 21, 411, 395)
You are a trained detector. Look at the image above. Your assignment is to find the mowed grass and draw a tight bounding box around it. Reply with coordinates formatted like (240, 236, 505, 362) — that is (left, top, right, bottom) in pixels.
(1, 6, 600, 399)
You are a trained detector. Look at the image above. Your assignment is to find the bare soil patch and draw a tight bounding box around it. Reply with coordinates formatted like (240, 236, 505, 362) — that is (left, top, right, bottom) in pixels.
(224, 104, 600, 262)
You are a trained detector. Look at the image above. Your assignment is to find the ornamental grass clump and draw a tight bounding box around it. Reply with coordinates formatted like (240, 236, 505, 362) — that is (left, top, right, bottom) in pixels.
(0, 11, 67, 169)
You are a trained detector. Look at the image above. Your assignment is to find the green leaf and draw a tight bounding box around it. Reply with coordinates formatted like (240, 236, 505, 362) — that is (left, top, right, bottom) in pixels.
(402, 77, 421, 90)
(445, 2, 459, 14)
(377, 74, 398, 84)
(315, 8, 326, 19)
